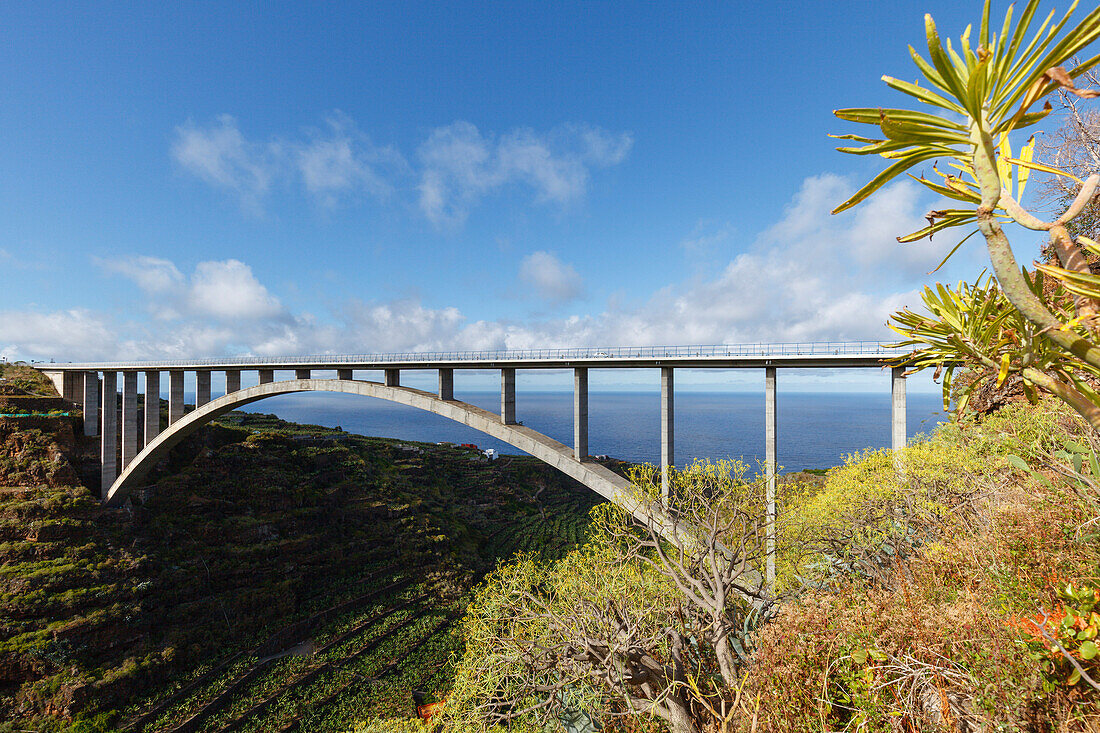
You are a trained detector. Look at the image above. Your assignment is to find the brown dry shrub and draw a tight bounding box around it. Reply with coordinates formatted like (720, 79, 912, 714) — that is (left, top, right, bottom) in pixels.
(737, 427, 1100, 732)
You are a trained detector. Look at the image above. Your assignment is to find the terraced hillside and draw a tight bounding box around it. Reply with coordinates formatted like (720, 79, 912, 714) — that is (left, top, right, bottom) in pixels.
(0, 364, 607, 731)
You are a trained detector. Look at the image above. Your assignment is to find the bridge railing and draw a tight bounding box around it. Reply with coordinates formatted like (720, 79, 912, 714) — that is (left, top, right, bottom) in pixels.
(53, 341, 902, 369)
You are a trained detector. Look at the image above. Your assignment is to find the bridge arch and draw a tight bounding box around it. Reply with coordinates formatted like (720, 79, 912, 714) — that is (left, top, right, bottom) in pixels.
(106, 378, 663, 529)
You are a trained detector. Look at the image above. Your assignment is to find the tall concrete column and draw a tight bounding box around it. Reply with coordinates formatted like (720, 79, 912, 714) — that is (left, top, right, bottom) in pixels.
(384, 369, 400, 387)
(195, 371, 211, 407)
(337, 369, 353, 381)
(574, 367, 588, 461)
(121, 372, 139, 469)
(258, 369, 274, 385)
(169, 371, 185, 425)
(438, 368, 454, 400)
(100, 372, 118, 497)
(143, 371, 160, 447)
(63, 372, 79, 402)
(295, 369, 311, 380)
(661, 367, 674, 500)
(81, 372, 98, 437)
(892, 366, 907, 451)
(501, 368, 516, 424)
(225, 369, 241, 394)
(765, 366, 777, 588)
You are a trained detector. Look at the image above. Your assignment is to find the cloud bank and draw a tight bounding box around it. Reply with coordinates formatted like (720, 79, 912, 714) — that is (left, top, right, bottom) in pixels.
(0, 174, 962, 365)
(172, 114, 631, 224)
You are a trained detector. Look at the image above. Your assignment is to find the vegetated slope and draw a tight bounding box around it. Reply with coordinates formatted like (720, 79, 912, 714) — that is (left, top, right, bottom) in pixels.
(0, 365, 604, 732)
(738, 400, 1100, 731)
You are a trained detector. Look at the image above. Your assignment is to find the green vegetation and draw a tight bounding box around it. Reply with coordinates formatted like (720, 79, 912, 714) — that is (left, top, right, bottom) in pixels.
(427, 396, 1100, 732)
(0, 368, 604, 732)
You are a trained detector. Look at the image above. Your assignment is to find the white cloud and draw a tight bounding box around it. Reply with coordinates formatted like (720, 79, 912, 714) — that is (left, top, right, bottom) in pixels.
(294, 113, 406, 207)
(417, 121, 633, 226)
(97, 255, 184, 295)
(100, 256, 284, 322)
(188, 260, 283, 320)
(173, 114, 630, 224)
(172, 115, 276, 213)
(0, 309, 118, 361)
(518, 251, 584, 304)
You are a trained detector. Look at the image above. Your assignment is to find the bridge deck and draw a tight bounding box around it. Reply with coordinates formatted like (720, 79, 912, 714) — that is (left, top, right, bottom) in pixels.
(39, 341, 904, 371)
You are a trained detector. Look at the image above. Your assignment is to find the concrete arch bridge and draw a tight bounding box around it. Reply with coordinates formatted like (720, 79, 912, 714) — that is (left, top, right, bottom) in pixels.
(42, 342, 910, 537)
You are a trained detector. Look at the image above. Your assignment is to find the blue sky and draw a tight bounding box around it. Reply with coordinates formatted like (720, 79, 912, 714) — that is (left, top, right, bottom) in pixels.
(0, 1, 1083, 392)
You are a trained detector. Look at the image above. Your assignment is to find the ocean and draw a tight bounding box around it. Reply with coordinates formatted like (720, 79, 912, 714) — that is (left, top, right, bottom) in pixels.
(233, 390, 949, 472)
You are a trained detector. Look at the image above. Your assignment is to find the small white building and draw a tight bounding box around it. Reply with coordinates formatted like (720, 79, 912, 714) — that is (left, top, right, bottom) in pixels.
(483, 448, 498, 461)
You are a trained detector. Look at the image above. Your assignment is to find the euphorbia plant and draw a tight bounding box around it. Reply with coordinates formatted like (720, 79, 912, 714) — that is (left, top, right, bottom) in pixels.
(833, 0, 1100, 426)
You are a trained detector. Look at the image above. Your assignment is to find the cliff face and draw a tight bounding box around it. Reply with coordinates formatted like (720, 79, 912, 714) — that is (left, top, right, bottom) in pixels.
(0, 366, 602, 731)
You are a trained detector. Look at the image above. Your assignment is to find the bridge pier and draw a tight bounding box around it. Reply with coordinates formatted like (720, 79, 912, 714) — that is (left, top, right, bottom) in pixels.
(501, 368, 516, 424)
(81, 372, 98, 437)
(574, 367, 588, 461)
(122, 372, 139, 469)
(385, 369, 399, 387)
(169, 372, 185, 425)
(661, 367, 674, 500)
(62, 372, 80, 403)
(144, 371, 160, 447)
(100, 371, 117, 496)
(764, 366, 777, 587)
(438, 368, 454, 400)
(259, 369, 274, 385)
(337, 369, 352, 381)
(891, 366, 907, 451)
(225, 369, 241, 394)
(196, 371, 211, 407)
(296, 369, 311, 380)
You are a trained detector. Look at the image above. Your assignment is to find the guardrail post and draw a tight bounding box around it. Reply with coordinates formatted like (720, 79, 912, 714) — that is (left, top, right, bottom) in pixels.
(101, 371, 117, 496)
(82, 372, 98, 437)
(574, 367, 588, 461)
(765, 366, 777, 588)
(225, 369, 241, 394)
(143, 371, 160, 447)
(196, 370, 211, 407)
(661, 367, 674, 500)
(169, 371, 185, 425)
(438, 368, 454, 400)
(501, 368, 516, 424)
